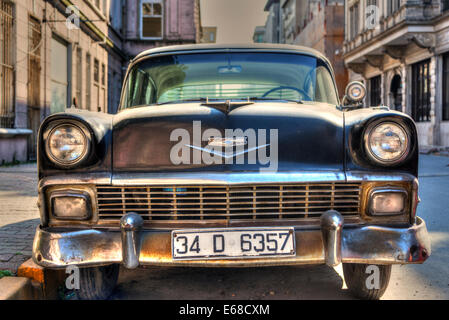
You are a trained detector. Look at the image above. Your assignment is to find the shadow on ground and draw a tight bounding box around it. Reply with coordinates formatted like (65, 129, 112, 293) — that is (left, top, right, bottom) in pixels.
(111, 265, 355, 300)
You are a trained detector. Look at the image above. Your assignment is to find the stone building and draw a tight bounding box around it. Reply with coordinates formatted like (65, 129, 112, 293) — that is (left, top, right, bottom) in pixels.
(121, 0, 201, 58)
(263, 0, 282, 43)
(343, 0, 449, 147)
(260, 0, 348, 97)
(0, 0, 202, 164)
(253, 26, 265, 43)
(200, 26, 217, 43)
(281, 0, 299, 44)
(292, 0, 348, 98)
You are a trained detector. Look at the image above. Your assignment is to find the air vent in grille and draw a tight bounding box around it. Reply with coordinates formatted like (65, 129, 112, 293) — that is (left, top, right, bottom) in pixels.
(96, 183, 361, 221)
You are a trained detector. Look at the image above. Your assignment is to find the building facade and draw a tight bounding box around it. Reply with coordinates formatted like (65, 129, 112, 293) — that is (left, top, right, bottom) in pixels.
(263, 0, 282, 43)
(343, 0, 449, 147)
(200, 26, 217, 43)
(292, 0, 348, 97)
(260, 0, 348, 97)
(0, 0, 202, 164)
(253, 26, 265, 43)
(121, 0, 201, 58)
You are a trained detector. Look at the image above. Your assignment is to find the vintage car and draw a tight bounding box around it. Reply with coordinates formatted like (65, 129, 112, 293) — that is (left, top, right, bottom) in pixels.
(33, 44, 430, 300)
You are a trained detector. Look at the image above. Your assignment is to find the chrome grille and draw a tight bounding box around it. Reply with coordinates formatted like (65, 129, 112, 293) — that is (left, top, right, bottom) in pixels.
(96, 183, 361, 221)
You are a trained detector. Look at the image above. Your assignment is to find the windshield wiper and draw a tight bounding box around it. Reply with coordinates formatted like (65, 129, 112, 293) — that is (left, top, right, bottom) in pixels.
(248, 97, 303, 104)
(156, 98, 209, 105)
(156, 97, 255, 114)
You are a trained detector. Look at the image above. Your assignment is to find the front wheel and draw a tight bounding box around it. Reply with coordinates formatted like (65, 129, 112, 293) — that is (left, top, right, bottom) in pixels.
(342, 263, 392, 300)
(76, 264, 120, 300)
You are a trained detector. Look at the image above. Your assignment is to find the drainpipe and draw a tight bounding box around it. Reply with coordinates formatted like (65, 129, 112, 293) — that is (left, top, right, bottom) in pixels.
(43, 1, 48, 119)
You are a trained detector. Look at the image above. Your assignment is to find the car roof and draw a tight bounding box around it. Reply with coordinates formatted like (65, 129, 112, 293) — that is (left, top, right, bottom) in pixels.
(131, 43, 331, 65)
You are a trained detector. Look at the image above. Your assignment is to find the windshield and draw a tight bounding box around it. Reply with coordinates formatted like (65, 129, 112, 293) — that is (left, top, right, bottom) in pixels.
(121, 52, 339, 109)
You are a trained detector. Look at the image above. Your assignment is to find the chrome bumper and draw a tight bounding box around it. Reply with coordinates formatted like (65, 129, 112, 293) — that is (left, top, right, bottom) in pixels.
(32, 212, 431, 269)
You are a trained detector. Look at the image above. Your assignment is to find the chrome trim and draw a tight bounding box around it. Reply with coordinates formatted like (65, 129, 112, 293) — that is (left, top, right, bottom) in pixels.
(363, 120, 411, 166)
(38, 173, 112, 191)
(367, 187, 408, 216)
(37, 172, 416, 191)
(320, 210, 343, 267)
(120, 213, 144, 269)
(411, 178, 419, 222)
(345, 171, 415, 182)
(32, 216, 431, 268)
(43, 120, 92, 168)
(345, 81, 366, 103)
(111, 172, 347, 186)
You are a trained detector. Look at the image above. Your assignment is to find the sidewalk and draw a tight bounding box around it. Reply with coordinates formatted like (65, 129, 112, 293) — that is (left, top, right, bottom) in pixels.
(0, 163, 39, 273)
(420, 145, 449, 156)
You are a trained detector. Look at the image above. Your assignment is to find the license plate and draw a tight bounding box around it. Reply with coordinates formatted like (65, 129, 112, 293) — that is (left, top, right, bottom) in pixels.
(172, 228, 296, 260)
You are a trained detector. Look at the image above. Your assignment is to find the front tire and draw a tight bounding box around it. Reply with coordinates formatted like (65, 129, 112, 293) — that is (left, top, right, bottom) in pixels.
(342, 263, 392, 300)
(76, 264, 120, 300)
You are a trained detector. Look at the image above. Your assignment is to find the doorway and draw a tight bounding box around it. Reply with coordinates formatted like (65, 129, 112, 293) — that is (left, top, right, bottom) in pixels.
(390, 74, 402, 111)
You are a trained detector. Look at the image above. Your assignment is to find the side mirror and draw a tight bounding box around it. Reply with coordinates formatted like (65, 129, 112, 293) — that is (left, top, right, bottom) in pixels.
(343, 81, 366, 106)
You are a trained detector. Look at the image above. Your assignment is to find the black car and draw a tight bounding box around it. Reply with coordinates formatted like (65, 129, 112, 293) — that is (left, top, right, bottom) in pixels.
(33, 44, 430, 300)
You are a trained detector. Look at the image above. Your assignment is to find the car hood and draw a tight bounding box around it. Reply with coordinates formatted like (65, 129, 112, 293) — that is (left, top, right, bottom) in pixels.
(111, 102, 344, 174)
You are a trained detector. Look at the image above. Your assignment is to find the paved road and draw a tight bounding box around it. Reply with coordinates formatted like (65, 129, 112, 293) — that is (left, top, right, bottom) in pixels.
(0, 156, 448, 299)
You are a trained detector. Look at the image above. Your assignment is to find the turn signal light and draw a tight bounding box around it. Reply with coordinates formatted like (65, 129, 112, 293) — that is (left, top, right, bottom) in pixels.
(368, 188, 407, 216)
(50, 190, 92, 220)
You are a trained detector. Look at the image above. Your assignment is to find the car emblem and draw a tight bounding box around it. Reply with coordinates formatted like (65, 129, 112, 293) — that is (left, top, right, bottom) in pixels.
(207, 137, 247, 147)
(186, 136, 269, 159)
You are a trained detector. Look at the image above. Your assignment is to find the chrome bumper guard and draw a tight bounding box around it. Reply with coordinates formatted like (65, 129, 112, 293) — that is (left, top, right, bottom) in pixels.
(32, 211, 431, 269)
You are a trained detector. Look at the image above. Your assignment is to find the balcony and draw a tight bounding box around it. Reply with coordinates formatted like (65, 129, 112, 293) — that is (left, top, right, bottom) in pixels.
(343, 0, 444, 70)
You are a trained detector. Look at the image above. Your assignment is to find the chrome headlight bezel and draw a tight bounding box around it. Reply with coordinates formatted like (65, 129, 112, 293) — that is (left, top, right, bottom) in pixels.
(364, 120, 411, 166)
(345, 81, 366, 103)
(43, 121, 91, 168)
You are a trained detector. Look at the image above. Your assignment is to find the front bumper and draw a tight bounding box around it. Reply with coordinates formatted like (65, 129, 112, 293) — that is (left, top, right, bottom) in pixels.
(32, 212, 431, 269)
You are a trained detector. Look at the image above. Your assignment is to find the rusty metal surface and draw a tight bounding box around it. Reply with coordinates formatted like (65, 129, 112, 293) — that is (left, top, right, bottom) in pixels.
(32, 217, 430, 269)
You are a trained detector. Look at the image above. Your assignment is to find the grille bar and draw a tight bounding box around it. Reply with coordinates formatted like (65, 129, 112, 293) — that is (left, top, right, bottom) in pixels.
(96, 183, 361, 221)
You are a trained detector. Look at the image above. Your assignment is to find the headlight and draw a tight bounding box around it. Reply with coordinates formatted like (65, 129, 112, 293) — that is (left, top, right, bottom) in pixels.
(365, 122, 409, 165)
(368, 188, 407, 216)
(45, 123, 90, 166)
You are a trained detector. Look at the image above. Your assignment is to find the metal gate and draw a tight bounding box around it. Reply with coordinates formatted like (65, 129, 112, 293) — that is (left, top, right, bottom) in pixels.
(0, 1, 14, 128)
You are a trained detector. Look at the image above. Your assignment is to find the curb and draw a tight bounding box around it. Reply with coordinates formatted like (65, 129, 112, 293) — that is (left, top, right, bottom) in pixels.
(0, 276, 41, 300)
(0, 259, 66, 300)
(17, 258, 66, 300)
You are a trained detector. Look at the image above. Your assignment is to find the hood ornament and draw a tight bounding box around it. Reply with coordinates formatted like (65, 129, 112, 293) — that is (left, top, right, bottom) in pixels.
(201, 97, 254, 114)
(187, 136, 269, 159)
(207, 136, 247, 148)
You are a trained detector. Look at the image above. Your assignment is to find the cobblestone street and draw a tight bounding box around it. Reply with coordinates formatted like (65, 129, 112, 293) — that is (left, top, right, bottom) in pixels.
(0, 164, 39, 273)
